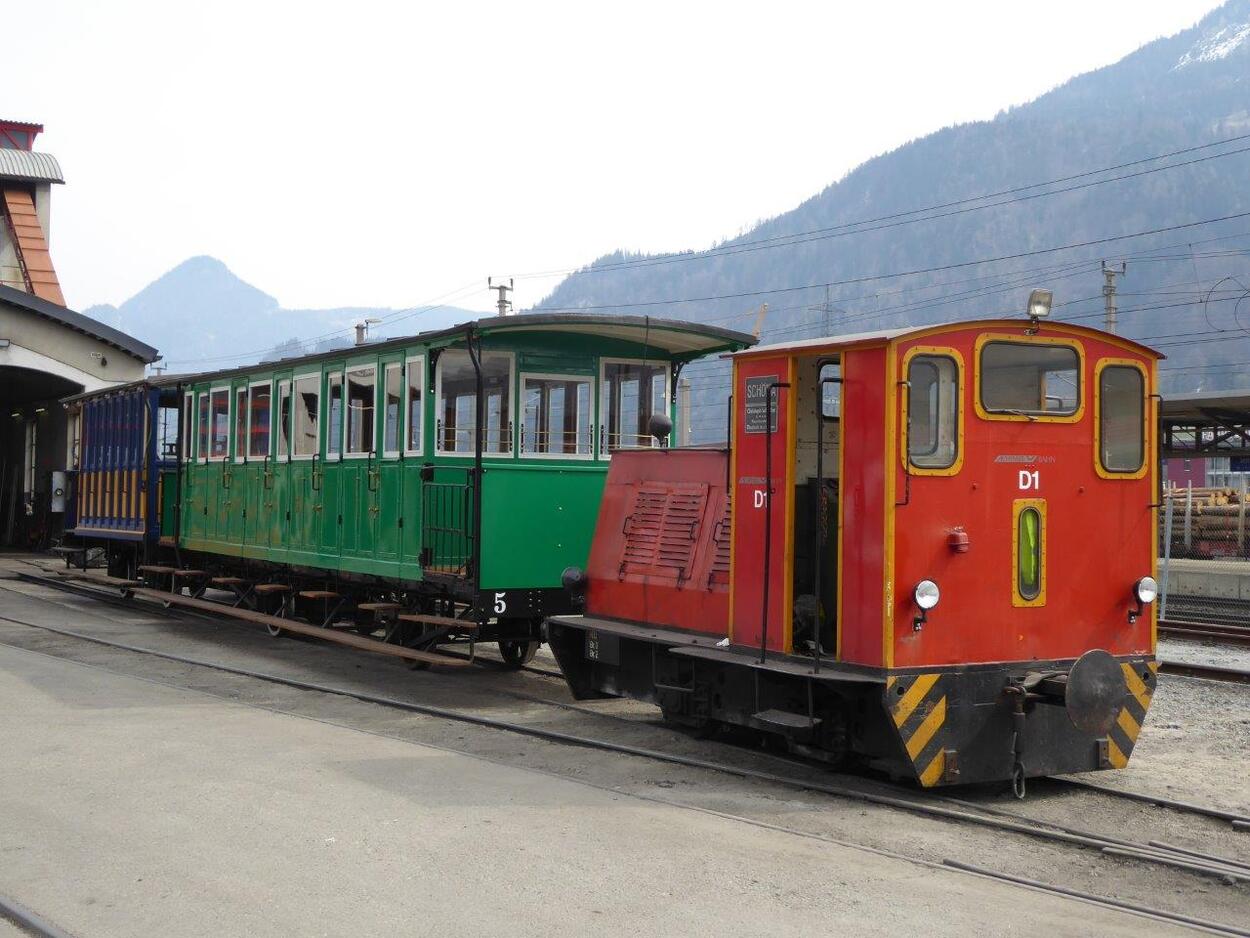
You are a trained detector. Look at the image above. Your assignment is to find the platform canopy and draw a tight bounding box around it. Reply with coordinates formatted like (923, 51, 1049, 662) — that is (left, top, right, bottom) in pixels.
(1160, 389, 1250, 457)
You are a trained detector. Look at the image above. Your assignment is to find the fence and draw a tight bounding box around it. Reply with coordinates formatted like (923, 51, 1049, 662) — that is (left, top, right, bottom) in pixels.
(1158, 481, 1250, 627)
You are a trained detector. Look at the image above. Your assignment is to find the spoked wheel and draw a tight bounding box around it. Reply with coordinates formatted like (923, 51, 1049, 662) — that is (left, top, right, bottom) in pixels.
(497, 639, 540, 668)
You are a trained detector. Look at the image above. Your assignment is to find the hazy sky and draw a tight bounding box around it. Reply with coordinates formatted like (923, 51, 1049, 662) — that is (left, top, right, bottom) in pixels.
(6, 0, 1227, 315)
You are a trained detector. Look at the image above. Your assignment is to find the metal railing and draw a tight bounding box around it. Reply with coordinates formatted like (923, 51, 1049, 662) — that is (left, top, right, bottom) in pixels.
(420, 468, 476, 578)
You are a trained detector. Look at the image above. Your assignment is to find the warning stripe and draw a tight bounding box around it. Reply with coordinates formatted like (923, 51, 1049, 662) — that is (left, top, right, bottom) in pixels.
(919, 749, 946, 787)
(888, 672, 948, 787)
(891, 673, 940, 728)
(906, 696, 946, 761)
(1122, 663, 1151, 712)
(1108, 658, 1157, 768)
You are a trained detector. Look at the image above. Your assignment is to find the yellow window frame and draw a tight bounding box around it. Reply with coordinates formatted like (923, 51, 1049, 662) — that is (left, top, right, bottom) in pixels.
(1012, 498, 1047, 607)
(900, 345, 965, 477)
(1093, 358, 1149, 480)
(974, 333, 1086, 424)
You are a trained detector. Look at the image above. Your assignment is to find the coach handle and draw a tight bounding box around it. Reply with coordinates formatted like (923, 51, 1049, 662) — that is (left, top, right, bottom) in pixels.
(311, 452, 322, 491)
(367, 449, 379, 492)
(896, 379, 911, 508)
(220, 455, 231, 490)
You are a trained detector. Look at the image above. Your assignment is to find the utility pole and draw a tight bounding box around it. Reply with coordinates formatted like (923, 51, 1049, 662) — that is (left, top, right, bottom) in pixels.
(1102, 261, 1127, 334)
(488, 277, 514, 316)
(808, 286, 847, 337)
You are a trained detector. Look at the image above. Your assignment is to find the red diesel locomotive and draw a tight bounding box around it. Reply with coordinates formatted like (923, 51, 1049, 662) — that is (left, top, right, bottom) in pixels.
(548, 307, 1160, 791)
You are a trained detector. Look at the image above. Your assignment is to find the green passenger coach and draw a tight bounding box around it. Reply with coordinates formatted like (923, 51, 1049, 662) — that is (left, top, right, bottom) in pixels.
(108, 313, 751, 665)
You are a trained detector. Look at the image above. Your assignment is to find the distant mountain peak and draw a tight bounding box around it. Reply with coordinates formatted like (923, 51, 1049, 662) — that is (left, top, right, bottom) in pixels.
(136, 255, 278, 311)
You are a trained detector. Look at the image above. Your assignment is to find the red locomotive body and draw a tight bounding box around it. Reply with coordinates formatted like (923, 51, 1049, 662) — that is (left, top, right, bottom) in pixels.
(548, 317, 1160, 789)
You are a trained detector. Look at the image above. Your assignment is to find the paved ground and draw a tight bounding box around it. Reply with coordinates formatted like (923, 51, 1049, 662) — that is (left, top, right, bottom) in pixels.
(0, 641, 1179, 938)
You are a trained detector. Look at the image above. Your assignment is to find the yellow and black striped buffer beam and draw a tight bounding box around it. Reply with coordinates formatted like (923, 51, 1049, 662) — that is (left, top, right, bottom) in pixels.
(886, 673, 950, 788)
(1107, 659, 1158, 769)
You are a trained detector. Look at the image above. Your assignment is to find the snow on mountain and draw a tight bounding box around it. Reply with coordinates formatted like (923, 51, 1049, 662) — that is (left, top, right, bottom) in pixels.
(1175, 19, 1250, 68)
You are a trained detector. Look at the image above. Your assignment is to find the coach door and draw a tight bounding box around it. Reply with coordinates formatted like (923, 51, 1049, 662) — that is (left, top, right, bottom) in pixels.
(729, 354, 795, 654)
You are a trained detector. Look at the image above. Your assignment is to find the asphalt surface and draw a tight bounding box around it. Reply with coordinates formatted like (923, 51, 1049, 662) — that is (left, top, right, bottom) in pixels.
(0, 627, 1188, 937)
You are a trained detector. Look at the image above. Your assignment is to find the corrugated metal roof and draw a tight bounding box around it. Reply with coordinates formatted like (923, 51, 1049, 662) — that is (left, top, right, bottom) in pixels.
(0, 149, 63, 184)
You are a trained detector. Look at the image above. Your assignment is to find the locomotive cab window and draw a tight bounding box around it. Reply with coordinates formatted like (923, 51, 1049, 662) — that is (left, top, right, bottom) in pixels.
(522, 374, 592, 458)
(1013, 499, 1046, 606)
(907, 353, 959, 470)
(980, 341, 1080, 418)
(1097, 363, 1145, 474)
(436, 350, 514, 455)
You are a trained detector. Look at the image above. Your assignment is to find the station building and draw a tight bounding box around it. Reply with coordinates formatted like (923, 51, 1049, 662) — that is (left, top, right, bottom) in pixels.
(0, 119, 158, 548)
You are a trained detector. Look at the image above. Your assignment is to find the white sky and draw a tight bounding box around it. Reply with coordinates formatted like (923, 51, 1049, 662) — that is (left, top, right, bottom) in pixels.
(6, 0, 1226, 314)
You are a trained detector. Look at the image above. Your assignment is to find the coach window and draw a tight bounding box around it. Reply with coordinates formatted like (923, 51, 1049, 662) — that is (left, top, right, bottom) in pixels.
(346, 365, 376, 455)
(182, 392, 194, 460)
(197, 392, 209, 461)
(209, 388, 230, 460)
(249, 382, 271, 458)
(276, 380, 292, 458)
(293, 374, 320, 458)
(522, 374, 593, 458)
(436, 350, 514, 455)
(907, 353, 959, 470)
(383, 363, 402, 456)
(405, 356, 425, 456)
(980, 341, 1080, 418)
(600, 359, 668, 456)
(234, 388, 248, 462)
(1097, 363, 1145, 475)
(326, 371, 343, 458)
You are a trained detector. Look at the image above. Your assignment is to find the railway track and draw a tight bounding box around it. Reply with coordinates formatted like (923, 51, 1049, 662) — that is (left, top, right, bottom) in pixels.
(1, 608, 1248, 934)
(1160, 617, 1250, 647)
(2, 573, 1249, 933)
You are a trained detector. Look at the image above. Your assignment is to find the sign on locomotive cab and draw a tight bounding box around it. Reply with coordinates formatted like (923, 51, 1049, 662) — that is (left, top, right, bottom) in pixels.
(743, 375, 780, 434)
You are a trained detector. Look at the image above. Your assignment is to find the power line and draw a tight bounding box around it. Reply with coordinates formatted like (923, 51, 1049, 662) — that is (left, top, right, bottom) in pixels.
(532, 211, 1250, 314)
(515, 133, 1250, 282)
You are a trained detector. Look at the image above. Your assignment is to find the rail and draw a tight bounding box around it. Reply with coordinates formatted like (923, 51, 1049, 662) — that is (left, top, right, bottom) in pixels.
(420, 467, 476, 578)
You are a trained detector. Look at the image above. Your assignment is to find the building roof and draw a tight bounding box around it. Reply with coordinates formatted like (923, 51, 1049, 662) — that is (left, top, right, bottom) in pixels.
(0, 283, 159, 363)
(0, 149, 63, 184)
(1160, 389, 1250, 420)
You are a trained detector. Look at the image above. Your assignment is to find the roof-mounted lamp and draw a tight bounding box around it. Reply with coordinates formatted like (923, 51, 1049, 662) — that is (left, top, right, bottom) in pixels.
(1025, 288, 1052, 334)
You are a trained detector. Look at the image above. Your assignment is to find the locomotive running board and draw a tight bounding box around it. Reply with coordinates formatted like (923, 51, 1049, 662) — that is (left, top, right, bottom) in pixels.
(128, 588, 470, 669)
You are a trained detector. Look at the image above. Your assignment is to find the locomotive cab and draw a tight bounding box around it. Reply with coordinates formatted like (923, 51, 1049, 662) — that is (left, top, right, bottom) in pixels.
(549, 312, 1161, 789)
